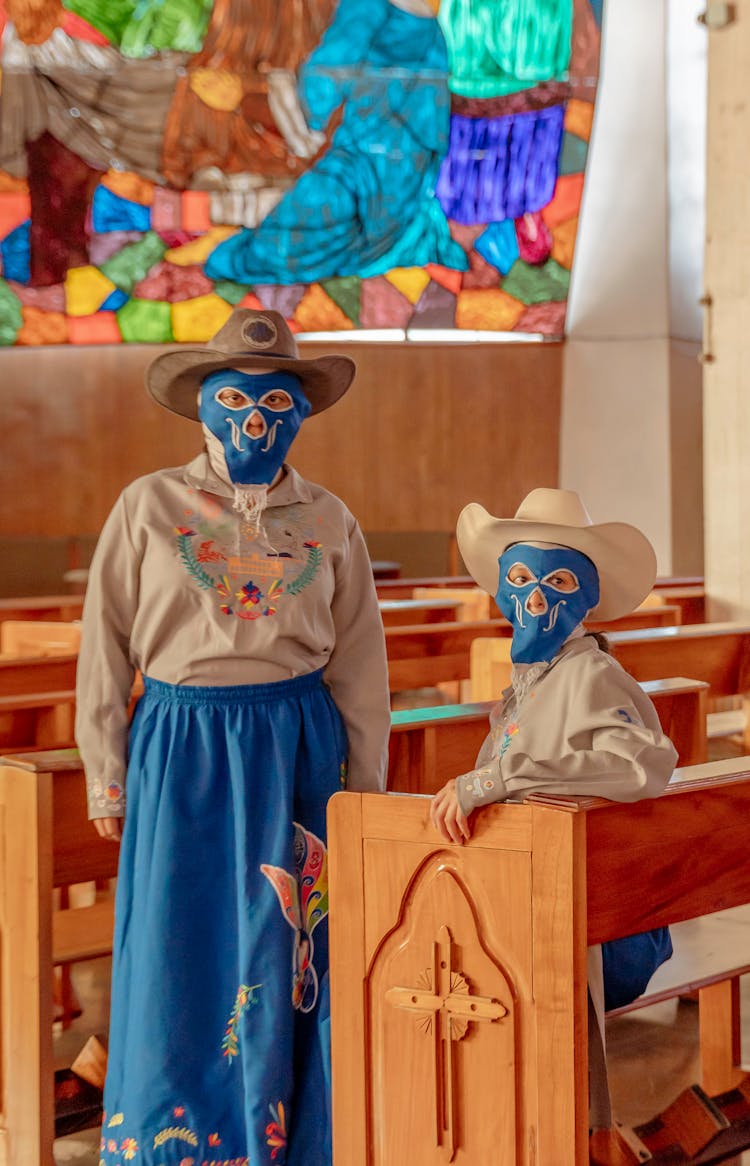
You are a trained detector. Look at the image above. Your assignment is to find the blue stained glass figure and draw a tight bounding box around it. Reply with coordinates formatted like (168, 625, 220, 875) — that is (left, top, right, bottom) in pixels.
(205, 0, 468, 286)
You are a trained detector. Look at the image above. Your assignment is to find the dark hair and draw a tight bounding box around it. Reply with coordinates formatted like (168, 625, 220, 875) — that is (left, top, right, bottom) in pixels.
(586, 631, 611, 654)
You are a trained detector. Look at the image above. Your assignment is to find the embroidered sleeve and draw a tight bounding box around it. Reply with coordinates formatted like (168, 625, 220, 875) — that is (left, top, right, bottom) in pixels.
(455, 763, 509, 815)
(323, 518, 390, 792)
(75, 492, 140, 819)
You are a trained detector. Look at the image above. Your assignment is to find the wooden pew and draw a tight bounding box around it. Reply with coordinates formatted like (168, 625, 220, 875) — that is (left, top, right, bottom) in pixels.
(379, 599, 462, 627)
(0, 750, 117, 1166)
(388, 611, 682, 695)
(641, 585, 706, 625)
(0, 655, 77, 697)
(388, 676, 709, 793)
(328, 756, 750, 1166)
(0, 596, 84, 624)
(0, 691, 76, 754)
(387, 619, 508, 692)
(0, 621, 81, 658)
(376, 575, 477, 600)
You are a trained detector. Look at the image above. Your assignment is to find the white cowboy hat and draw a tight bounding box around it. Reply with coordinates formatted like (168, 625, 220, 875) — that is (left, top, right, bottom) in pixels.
(456, 488, 657, 621)
(146, 307, 355, 421)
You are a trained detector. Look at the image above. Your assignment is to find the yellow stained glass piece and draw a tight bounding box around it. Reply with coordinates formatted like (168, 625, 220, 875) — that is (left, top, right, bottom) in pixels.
(385, 267, 431, 305)
(189, 68, 244, 112)
(166, 227, 239, 267)
(295, 285, 354, 331)
(455, 289, 525, 331)
(102, 170, 155, 207)
(65, 266, 118, 317)
(551, 217, 579, 270)
(172, 295, 234, 342)
(564, 99, 594, 143)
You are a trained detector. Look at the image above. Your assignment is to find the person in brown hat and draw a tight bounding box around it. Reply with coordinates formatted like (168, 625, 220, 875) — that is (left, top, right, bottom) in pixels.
(75, 308, 390, 1166)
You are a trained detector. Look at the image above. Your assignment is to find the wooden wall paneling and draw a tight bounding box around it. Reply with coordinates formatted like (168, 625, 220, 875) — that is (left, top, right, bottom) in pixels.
(0, 342, 563, 540)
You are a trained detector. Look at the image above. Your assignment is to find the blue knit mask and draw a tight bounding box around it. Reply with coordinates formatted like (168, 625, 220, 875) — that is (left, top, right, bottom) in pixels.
(198, 369, 311, 486)
(495, 543, 600, 664)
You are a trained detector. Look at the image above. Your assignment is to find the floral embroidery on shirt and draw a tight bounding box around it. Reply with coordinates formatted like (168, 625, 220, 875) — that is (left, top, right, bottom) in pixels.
(499, 722, 519, 758)
(173, 501, 324, 619)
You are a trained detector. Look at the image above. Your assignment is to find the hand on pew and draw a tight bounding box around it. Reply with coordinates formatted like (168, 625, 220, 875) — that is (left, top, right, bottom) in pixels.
(94, 816, 122, 842)
(429, 777, 472, 843)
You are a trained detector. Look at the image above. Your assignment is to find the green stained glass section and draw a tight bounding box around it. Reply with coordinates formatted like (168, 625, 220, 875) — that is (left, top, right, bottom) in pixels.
(0, 280, 22, 345)
(321, 276, 362, 326)
(101, 233, 167, 294)
(502, 258, 570, 305)
(559, 132, 588, 176)
(116, 298, 173, 342)
(213, 281, 251, 306)
(62, 0, 213, 57)
(438, 0, 573, 97)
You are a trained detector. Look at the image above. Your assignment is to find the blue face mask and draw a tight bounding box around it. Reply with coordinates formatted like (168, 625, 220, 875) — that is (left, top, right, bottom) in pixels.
(198, 369, 311, 486)
(495, 543, 600, 664)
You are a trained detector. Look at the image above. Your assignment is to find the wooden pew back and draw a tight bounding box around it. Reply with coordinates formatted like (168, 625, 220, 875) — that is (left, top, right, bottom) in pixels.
(328, 756, 750, 1166)
(0, 621, 81, 659)
(0, 751, 117, 1165)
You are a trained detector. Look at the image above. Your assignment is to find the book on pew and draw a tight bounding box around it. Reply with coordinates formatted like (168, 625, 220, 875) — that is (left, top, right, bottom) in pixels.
(54, 1068, 103, 1138)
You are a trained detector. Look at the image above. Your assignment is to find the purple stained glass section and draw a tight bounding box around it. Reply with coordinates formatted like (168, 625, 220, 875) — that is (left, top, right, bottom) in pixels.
(436, 105, 565, 226)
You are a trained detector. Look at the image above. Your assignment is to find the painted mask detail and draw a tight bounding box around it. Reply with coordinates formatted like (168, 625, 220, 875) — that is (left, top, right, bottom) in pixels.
(198, 369, 311, 486)
(495, 543, 600, 664)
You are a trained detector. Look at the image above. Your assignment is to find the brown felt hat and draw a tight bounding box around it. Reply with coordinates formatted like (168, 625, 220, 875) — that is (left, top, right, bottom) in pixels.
(146, 308, 356, 420)
(457, 488, 657, 621)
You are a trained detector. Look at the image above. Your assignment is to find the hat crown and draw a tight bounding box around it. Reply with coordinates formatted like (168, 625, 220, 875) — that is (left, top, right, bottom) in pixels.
(210, 309, 299, 363)
(514, 488, 593, 530)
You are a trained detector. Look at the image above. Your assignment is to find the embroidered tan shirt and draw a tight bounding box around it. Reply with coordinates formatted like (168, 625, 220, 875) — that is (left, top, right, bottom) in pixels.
(76, 454, 391, 818)
(455, 636, 678, 813)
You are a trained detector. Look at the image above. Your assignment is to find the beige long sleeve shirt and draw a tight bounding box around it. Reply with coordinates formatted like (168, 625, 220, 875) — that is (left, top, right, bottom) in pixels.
(455, 635, 678, 813)
(76, 454, 391, 818)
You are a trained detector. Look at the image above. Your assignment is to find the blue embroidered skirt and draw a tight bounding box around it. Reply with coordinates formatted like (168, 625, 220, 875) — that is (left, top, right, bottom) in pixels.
(99, 670, 347, 1166)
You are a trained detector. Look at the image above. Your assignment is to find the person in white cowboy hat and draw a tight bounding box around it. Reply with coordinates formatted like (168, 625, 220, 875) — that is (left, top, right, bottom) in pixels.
(430, 487, 678, 1125)
(75, 307, 390, 1166)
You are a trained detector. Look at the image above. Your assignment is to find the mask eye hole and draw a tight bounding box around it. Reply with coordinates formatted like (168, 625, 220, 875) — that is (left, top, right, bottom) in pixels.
(216, 387, 252, 410)
(258, 389, 293, 412)
(506, 563, 538, 587)
(541, 569, 579, 593)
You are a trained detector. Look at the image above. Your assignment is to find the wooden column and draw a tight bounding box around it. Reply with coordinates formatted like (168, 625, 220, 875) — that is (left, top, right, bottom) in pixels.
(703, 1, 750, 619)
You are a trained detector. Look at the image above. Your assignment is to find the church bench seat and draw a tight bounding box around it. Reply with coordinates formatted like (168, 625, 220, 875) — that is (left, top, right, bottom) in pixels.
(0, 621, 81, 658)
(378, 598, 463, 627)
(388, 610, 682, 696)
(0, 596, 84, 623)
(328, 756, 750, 1165)
(0, 750, 118, 1165)
(0, 690, 76, 753)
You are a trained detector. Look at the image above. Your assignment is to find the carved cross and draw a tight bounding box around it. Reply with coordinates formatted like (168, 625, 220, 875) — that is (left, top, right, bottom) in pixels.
(385, 923, 507, 1161)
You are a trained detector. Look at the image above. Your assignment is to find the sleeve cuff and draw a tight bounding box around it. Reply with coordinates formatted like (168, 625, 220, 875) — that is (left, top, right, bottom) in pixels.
(86, 775, 126, 819)
(455, 764, 507, 814)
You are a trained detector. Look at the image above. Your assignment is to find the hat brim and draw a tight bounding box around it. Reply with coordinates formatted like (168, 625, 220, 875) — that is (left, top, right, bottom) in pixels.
(146, 349, 356, 420)
(456, 503, 657, 621)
